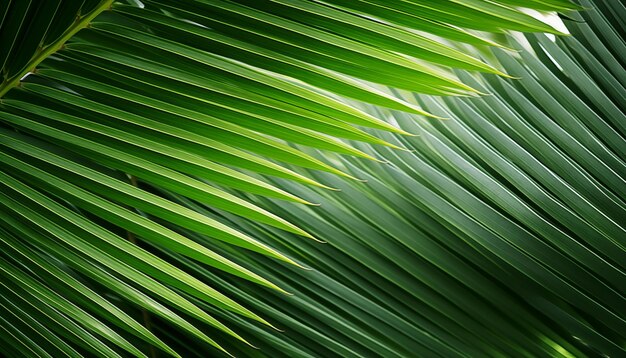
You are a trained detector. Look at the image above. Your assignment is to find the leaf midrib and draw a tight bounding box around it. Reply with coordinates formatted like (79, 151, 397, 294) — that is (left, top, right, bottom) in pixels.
(0, 0, 114, 98)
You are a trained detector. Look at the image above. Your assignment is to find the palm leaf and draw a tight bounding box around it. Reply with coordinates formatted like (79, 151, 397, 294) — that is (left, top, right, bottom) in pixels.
(0, 0, 593, 357)
(149, 1, 623, 356)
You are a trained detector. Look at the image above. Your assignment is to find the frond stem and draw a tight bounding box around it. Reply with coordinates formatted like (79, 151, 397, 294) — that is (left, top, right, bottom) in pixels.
(0, 0, 113, 98)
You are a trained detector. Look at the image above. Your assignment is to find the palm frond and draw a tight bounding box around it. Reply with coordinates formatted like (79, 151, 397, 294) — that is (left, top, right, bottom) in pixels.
(154, 1, 624, 356)
(0, 0, 605, 357)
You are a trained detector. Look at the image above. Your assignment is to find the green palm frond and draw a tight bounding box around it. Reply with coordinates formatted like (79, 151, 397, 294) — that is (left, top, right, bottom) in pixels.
(1, 0, 609, 357)
(2, 0, 577, 100)
(146, 1, 623, 357)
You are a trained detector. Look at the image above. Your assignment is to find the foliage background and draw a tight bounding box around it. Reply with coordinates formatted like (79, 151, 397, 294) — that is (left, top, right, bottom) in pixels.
(0, 0, 624, 357)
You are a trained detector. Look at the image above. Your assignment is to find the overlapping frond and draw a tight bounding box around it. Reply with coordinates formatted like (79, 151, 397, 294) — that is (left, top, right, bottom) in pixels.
(148, 1, 624, 356)
(0, 0, 599, 357)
